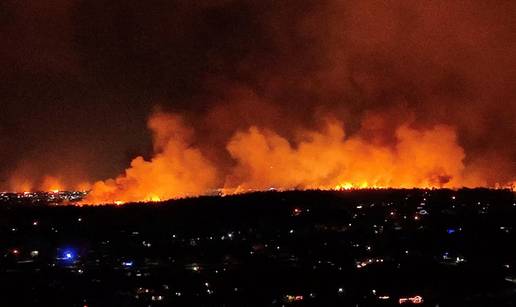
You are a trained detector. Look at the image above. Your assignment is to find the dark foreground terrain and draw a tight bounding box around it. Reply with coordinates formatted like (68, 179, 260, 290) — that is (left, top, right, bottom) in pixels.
(1, 189, 515, 306)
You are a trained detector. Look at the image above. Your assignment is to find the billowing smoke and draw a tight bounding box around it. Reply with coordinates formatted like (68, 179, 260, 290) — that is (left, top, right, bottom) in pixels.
(225, 121, 479, 192)
(85, 112, 218, 204)
(1, 0, 514, 195)
(85, 111, 483, 204)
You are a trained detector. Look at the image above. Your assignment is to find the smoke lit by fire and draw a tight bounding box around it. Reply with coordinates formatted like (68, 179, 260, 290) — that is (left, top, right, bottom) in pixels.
(0, 1, 514, 202)
(5, 109, 510, 204)
(224, 121, 479, 192)
(81, 111, 487, 204)
(84, 113, 218, 204)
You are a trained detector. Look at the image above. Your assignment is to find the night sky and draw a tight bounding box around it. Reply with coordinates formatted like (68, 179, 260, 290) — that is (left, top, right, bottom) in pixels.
(0, 0, 514, 190)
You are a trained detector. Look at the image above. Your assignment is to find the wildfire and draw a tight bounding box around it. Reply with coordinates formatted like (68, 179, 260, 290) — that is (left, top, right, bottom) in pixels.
(334, 182, 387, 190)
(41, 176, 63, 193)
(335, 183, 354, 190)
(75, 111, 495, 205)
(223, 120, 484, 193)
(6, 108, 514, 205)
(83, 112, 218, 205)
(148, 195, 161, 202)
(1, 1, 514, 206)
(9, 179, 33, 193)
(5, 109, 506, 205)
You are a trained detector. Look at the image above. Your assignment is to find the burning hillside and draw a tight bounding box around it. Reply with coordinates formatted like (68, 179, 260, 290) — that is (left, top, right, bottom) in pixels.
(1, 1, 514, 201)
(83, 111, 486, 204)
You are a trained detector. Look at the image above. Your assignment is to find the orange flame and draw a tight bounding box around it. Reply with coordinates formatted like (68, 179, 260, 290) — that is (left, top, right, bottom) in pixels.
(224, 120, 482, 192)
(84, 112, 218, 204)
(41, 176, 63, 193)
(81, 112, 491, 205)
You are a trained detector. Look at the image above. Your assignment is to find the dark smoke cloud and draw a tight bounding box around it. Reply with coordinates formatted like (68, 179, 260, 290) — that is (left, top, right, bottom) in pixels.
(0, 0, 514, 190)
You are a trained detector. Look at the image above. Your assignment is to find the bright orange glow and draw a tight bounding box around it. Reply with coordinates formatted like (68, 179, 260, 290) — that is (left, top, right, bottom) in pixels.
(76, 112, 501, 204)
(84, 112, 218, 204)
(335, 183, 354, 190)
(76, 182, 92, 192)
(41, 176, 63, 193)
(148, 195, 161, 202)
(224, 120, 484, 192)
(10, 178, 33, 193)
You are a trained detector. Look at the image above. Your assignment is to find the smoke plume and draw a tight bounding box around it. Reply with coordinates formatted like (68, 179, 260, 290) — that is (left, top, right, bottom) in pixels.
(85, 112, 218, 204)
(85, 112, 484, 204)
(0, 0, 514, 196)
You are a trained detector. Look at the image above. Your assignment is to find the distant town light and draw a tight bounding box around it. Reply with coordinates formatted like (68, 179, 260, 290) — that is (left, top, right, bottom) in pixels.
(285, 295, 304, 302)
(399, 295, 423, 304)
(292, 208, 303, 216)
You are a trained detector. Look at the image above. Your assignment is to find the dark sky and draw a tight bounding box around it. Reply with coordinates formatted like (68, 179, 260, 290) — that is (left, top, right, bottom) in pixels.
(0, 0, 514, 189)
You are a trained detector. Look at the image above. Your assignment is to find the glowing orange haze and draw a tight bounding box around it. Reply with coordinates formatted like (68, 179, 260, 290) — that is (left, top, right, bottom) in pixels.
(9, 175, 64, 193)
(40, 176, 64, 192)
(85, 113, 218, 204)
(81, 111, 487, 204)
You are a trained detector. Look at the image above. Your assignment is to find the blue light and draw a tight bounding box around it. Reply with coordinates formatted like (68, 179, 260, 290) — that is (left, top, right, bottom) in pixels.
(122, 261, 133, 267)
(447, 228, 456, 234)
(59, 249, 76, 261)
